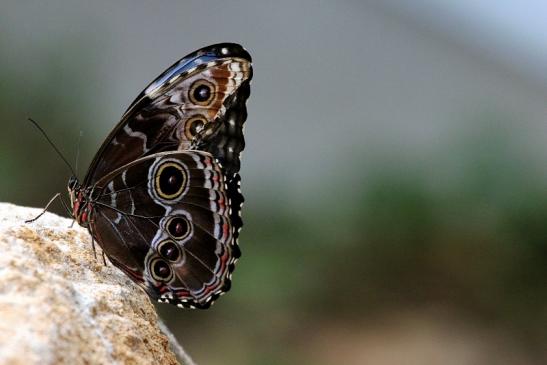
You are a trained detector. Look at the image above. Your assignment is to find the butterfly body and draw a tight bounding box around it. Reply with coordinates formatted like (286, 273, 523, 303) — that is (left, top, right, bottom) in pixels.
(66, 43, 252, 309)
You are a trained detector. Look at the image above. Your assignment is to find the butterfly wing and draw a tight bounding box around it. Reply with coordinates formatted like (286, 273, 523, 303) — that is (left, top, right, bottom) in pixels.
(83, 43, 252, 186)
(89, 151, 239, 308)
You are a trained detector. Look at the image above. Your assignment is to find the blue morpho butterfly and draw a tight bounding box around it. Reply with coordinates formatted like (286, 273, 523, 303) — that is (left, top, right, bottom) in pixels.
(29, 43, 252, 309)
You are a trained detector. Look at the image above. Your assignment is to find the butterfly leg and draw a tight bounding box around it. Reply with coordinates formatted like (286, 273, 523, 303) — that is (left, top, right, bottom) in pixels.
(26, 192, 63, 223)
(57, 196, 77, 227)
(91, 237, 98, 260)
(87, 217, 108, 266)
(87, 222, 99, 261)
(59, 194, 72, 216)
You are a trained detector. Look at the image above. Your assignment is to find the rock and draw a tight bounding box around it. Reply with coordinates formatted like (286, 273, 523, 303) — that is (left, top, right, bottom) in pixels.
(0, 203, 187, 365)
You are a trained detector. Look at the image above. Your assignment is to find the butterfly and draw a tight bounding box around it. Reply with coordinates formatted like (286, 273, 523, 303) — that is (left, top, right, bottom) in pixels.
(65, 43, 252, 309)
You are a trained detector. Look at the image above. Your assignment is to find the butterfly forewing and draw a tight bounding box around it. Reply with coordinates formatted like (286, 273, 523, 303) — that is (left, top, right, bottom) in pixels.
(83, 43, 252, 187)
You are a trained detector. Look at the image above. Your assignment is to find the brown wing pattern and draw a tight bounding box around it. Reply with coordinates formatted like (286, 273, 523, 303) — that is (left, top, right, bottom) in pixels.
(83, 43, 252, 309)
(84, 43, 252, 186)
(91, 151, 237, 308)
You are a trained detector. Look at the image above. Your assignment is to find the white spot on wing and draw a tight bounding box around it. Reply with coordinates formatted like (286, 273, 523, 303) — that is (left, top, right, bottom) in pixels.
(123, 125, 148, 152)
(121, 170, 135, 215)
(213, 214, 221, 239)
(229, 63, 242, 72)
(108, 181, 122, 224)
(169, 74, 180, 84)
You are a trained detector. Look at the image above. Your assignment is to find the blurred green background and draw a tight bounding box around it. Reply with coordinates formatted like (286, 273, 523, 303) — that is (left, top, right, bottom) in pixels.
(1, 1, 547, 364)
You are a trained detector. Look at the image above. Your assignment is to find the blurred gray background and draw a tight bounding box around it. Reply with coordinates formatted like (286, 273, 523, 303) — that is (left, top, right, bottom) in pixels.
(1, 1, 547, 364)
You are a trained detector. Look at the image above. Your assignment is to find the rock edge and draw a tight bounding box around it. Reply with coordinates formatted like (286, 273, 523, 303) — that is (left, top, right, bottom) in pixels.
(0, 203, 182, 365)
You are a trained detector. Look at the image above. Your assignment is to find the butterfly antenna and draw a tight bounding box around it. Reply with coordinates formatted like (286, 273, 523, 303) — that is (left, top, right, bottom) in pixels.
(27, 118, 77, 176)
(75, 130, 83, 177)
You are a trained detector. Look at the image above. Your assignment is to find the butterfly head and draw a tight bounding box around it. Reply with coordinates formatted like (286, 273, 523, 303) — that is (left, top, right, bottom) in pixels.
(67, 175, 80, 202)
(67, 175, 91, 226)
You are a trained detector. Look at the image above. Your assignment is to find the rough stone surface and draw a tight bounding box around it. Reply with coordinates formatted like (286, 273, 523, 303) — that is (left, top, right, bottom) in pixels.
(0, 203, 181, 365)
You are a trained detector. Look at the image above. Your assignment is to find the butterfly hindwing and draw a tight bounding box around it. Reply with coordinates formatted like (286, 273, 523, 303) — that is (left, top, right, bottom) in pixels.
(90, 151, 237, 308)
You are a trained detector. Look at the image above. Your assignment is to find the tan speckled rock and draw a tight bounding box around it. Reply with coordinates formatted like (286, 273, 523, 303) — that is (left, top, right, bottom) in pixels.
(0, 203, 183, 365)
